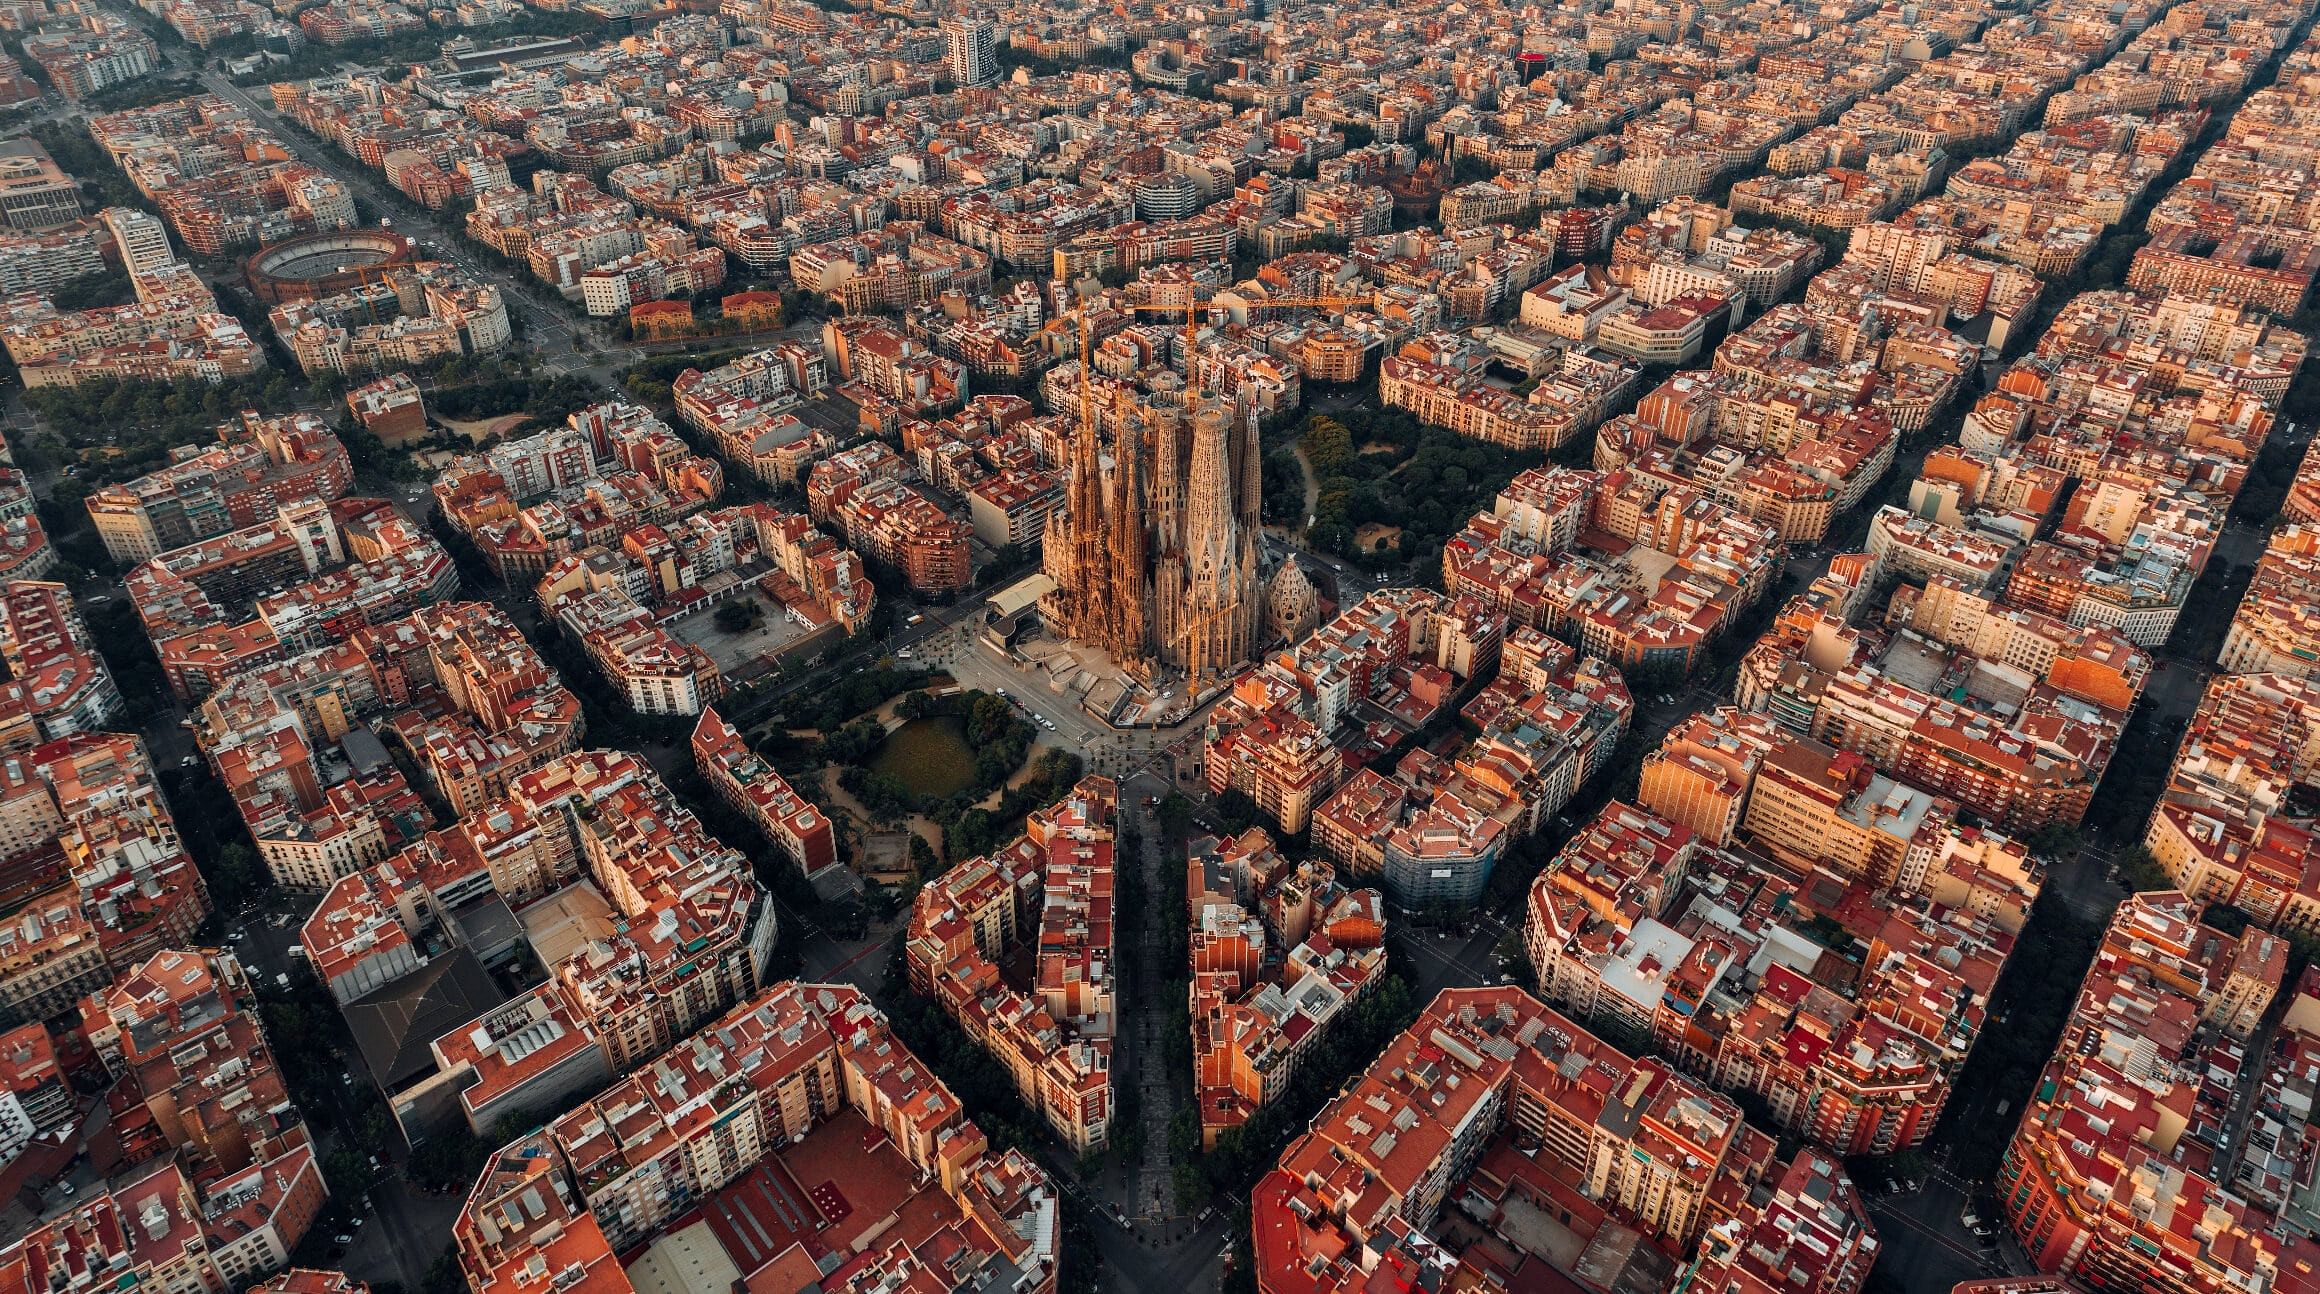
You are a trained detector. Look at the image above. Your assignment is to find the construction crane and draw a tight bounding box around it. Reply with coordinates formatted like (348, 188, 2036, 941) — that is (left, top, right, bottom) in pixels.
(1061, 289, 1367, 689)
(1069, 291, 1371, 433)
(1221, 292, 1372, 315)
(334, 260, 405, 327)
(1070, 299, 1217, 437)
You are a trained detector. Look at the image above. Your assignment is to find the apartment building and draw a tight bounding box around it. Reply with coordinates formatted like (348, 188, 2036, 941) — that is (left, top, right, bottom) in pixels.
(270, 265, 511, 377)
(550, 584, 722, 715)
(805, 443, 972, 593)
(2130, 224, 2320, 315)
(420, 750, 776, 1061)
(1310, 620, 1631, 906)
(1529, 807, 1986, 1160)
(1251, 985, 1876, 1294)
(0, 224, 103, 296)
(1203, 678, 1347, 837)
(0, 949, 335, 1291)
(1998, 893, 2320, 1294)
(0, 733, 206, 1025)
(0, 1150, 324, 1294)
(1443, 467, 1782, 679)
(294, 746, 776, 1138)
(345, 373, 428, 448)
(453, 981, 1059, 1294)
(193, 600, 581, 887)
(2218, 525, 2320, 679)
(1, 263, 265, 389)
(86, 412, 355, 565)
(906, 777, 1117, 1153)
(101, 207, 174, 277)
(2146, 672, 2320, 932)
(0, 581, 121, 740)
(0, 142, 82, 230)
(1187, 829, 1387, 1148)
(670, 342, 834, 487)
(88, 97, 354, 258)
(1207, 589, 1480, 842)
(1735, 564, 2141, 832)
(434, 407, 720, 580)
(90, 950, 311, 1187)
(1380, 332, 1639, 452)
(690, 706, 837, 879)
(129, 499, 460, 702)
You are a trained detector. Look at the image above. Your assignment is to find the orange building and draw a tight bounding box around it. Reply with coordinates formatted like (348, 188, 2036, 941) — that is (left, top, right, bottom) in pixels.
(627, 298, 693, 339)
(1185, 829, 1386, 1146)
(453, 981, 1060, 1294)
(1998, 893, 2320, 1294)
(1249, 986, 1879, 1294)
(721, 289, 783, 329)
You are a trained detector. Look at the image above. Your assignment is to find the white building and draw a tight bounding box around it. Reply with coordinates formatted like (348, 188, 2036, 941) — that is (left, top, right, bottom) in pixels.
(102, 207, 176, 277)
(942, 16, 996, 87)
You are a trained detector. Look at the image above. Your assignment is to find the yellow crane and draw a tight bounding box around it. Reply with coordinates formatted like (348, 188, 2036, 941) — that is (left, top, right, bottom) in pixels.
(1069, 291, 1370, 432)
(332, 260, 405, 327)
(1222, 291, 1372, 315)
(1070, 298, 1215, 436)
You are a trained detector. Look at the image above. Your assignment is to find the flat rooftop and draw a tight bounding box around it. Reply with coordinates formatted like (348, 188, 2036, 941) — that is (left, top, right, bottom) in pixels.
(694, 1108, 976, 1285)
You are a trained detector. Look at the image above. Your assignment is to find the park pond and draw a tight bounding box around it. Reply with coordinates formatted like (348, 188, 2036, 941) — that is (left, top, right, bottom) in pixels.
(867, 716, 979, 800)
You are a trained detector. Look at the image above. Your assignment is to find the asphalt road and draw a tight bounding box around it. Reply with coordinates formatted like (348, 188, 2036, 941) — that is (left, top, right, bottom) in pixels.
(1053, 1161, 1238, 1294)
(1860, 1161, 2030, 1293)
(194, 70, 639, 382)
(1114, 773, 1189, 1223)
(1398, 909, 1522, 998)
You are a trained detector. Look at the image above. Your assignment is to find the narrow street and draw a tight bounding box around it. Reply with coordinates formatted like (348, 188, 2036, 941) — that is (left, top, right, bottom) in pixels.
(1119, 774, 1187, 1222)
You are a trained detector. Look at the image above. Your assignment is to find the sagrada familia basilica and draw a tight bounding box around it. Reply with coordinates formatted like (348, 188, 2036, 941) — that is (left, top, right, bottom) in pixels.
(1039, 392, 1274, 684)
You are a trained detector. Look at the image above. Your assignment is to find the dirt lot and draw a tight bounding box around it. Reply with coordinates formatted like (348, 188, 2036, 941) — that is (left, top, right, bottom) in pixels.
(438, 413, 533, 444)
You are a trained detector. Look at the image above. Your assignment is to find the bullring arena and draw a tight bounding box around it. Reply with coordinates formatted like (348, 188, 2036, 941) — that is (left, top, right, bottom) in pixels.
(244, 228, 417, 304)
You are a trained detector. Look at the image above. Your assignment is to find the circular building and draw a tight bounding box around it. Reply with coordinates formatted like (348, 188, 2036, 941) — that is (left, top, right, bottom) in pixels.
(1132, 172, 1205, 221)
(244, 229, 417, 305)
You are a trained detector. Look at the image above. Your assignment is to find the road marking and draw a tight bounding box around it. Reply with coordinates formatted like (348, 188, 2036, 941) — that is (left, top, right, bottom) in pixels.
(1869, 1197, 2004, 1271)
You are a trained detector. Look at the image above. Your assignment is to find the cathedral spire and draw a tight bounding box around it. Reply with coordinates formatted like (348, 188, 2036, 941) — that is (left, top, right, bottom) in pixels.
(1110, 412, 1149, 662)
(1059, 374, 1113, 649)
(1231, 398, 1264, 537)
